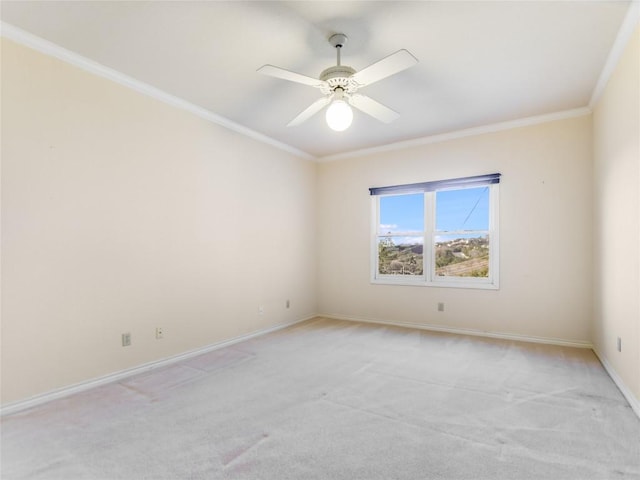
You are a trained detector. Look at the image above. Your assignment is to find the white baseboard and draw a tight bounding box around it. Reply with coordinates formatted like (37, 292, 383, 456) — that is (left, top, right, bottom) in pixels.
(324, 313, 640, 420)
(592, 348, 640, 419)
(8, 314, 636, 421)
(0, 315, 316, 417)
(320, 313, 594, 349)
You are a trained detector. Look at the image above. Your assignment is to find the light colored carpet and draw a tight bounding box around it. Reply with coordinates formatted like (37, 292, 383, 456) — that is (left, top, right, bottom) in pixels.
(1, 317, 639, 479)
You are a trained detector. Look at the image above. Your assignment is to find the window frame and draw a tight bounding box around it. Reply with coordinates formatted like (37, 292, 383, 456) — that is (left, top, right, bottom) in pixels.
(370, 178, 499, 290)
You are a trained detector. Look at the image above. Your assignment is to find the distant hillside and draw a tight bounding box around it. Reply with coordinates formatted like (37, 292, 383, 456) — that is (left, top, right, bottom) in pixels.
(435, 256, 489, 277)
(435, 236, 489, 277)
(378, 236, 489, 277)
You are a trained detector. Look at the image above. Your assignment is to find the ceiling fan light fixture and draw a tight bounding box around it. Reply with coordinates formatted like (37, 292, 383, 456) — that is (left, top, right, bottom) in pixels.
(326, 99, 353, 131)
(258, 32, 418, 130)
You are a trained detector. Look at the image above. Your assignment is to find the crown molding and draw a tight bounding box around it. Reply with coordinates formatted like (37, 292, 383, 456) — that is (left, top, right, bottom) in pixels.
(589, 1, 640, 108)
(3, 1, 635, 166)
(0, 22, 317, 162)
(317, 107, 592, 162)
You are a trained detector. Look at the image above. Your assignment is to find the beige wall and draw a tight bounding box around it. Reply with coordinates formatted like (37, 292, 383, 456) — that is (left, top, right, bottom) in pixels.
(2, 22, 638, 410)
(1, 39, 317, 405)
(317, 115, 593, 343)
(592, 24, 640, 403)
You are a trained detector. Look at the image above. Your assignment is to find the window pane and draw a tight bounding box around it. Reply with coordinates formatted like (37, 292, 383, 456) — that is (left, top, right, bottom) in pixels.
(436, 187, 489, 232)
(435, 234, 489, 278)
(379, 193, 424, 234)
(378, 237, 424, 275)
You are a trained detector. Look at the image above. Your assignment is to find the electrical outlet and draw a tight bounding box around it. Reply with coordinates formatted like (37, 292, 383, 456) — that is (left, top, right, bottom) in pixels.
(286, 299, 290, 309)
(437, 302, 445, 312)
(122, 332, 131, 347)
(617, 337, 622, 352)
(259, 306, 264, 315)
(156, 327, 163, 340)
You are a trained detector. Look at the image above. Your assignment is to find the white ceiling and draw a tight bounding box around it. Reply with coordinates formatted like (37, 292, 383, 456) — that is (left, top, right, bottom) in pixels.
(0, 1, 633, 159)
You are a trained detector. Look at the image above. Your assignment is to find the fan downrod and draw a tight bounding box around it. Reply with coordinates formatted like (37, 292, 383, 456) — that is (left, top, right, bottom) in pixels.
(319, 33, 357, 95)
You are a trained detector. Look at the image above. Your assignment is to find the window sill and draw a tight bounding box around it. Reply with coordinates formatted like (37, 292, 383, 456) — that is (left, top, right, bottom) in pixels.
(371, 277, 499, 290)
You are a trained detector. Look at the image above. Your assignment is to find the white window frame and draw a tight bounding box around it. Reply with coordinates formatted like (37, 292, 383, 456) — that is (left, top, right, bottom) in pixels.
(370, 178, 499, 290)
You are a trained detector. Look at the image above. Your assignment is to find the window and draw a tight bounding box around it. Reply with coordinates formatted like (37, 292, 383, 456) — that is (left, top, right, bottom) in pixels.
(370, 174, 500, 289)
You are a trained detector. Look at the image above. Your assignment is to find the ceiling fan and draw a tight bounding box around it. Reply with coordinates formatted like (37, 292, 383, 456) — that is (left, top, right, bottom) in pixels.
(257, 34, 418, 131)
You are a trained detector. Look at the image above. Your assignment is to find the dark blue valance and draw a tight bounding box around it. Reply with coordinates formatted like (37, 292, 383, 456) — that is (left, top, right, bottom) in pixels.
(369, 173, 501, 196)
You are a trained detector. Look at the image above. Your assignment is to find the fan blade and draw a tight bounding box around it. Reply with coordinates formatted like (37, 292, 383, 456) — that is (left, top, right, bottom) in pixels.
(257, 65, 325, 88)
(287, 96, 331, 127)
(351, 49, 418, 87)
(348, 94, 400, 123)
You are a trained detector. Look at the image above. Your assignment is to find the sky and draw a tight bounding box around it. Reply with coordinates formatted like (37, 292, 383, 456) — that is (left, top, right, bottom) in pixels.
(379, 187, 489, 235)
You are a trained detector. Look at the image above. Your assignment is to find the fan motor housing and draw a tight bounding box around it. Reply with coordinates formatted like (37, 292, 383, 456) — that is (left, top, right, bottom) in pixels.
(319, 65, 359, 95)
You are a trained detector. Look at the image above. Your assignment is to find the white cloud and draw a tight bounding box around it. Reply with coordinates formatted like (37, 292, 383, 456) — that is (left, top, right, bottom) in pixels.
(379, 224, 398, 231)
(392, 237, 424, 245)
